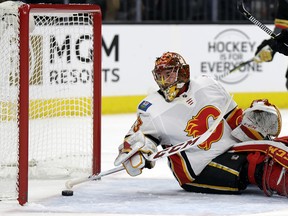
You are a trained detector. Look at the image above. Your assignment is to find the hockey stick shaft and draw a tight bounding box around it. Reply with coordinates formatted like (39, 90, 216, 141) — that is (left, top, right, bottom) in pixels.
(214, 58, 255, 81)
(215, 0, 276, 81)
(65, 96, 233, 189)
(238, 1, 276, 38)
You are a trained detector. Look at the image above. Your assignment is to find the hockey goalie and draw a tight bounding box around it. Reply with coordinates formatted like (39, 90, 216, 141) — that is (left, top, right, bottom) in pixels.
(114, 51, 288, 197)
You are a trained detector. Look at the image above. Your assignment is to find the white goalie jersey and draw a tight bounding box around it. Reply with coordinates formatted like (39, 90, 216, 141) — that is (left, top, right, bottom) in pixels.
(126, 75, 241, 185)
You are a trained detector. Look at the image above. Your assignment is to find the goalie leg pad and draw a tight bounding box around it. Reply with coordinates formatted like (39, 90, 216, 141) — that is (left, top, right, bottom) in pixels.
(181, 152, 248, 194)
(246, 152, 266, 185)
(233, 140, 288, 197)
(232, 140, 288, 170)
(262, 157, 288, 197)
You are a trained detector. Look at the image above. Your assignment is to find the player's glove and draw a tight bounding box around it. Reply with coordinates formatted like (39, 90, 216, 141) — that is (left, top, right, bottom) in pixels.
(114, 131, 158, 176)
(231, 99, 282, 141)
(255, 29, 288, 58)
(254, 39, 276, 63)
(273, 29, 288, 56)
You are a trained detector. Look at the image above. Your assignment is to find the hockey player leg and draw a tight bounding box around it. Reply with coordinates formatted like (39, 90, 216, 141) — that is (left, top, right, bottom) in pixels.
(233, 139, 288, 197)
(246, 151, 288, 197)
(181, 152, 249, 194)
(262, 157, 288, 196)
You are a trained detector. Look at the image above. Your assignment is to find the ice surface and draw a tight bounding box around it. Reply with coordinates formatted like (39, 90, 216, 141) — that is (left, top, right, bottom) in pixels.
(1, 111, 288, 216)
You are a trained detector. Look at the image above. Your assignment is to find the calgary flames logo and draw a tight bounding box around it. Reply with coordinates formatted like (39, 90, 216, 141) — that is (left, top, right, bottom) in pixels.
(184, 105, 224, 150)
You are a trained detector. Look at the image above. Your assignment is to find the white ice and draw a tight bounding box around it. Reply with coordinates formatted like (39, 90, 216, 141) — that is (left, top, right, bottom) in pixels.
(2, 111, 288, 216)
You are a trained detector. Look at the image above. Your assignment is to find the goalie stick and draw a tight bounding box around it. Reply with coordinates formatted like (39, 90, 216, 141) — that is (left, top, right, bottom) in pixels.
(65, 96, 233, 189)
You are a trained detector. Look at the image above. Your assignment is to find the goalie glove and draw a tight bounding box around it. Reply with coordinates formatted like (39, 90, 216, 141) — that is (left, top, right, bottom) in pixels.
(273, 29, 288, 56)
(254, 39, 276, 63)
(114, 131, 158, 176)
(231, 99, 282, 142)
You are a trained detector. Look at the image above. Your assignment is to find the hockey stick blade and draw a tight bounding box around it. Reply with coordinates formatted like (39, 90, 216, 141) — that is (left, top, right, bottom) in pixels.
(237, 1, 276, 38)
(214, 58, 254, 81)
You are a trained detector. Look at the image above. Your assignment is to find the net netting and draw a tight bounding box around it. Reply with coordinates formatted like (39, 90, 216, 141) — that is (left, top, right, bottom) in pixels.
(0, 1, 96, 200)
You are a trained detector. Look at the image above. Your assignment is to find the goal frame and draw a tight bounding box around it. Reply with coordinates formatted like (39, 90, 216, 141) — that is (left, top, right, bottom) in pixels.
(17, 4, 102, 205)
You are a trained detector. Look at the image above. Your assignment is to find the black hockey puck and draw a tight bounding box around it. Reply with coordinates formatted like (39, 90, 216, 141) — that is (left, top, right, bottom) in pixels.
(62, 190, 73, 196)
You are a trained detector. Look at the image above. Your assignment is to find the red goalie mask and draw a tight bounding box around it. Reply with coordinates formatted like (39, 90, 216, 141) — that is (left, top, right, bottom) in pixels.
(152, 52, 190, 102)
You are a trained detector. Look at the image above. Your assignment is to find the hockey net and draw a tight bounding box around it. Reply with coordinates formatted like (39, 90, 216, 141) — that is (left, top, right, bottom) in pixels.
(0, 2, 102, 205)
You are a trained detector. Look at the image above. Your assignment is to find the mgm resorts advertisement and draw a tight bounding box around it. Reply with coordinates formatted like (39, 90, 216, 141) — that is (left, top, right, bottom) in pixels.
(21, 24, 288, 99)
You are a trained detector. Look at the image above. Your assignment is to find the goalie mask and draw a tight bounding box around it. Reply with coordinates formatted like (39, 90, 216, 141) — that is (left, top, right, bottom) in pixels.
(152, 52, 190, 102)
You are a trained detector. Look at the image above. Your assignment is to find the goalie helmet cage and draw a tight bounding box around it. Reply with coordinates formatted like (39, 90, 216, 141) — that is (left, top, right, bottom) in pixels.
(0, 3, 102, 205)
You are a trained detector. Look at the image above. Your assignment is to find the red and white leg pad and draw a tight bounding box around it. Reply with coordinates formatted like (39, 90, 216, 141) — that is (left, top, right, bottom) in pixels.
(262, 158, 288, 196)
(231, 138, 288, 197)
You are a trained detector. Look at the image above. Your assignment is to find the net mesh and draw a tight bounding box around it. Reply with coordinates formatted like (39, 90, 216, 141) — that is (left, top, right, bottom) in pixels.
(0, 1, 21, 201)
(0, 2, 96, 200)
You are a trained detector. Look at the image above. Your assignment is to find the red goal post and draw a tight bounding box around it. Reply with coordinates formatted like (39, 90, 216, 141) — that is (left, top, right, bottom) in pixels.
(0, 2, 102, 205)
